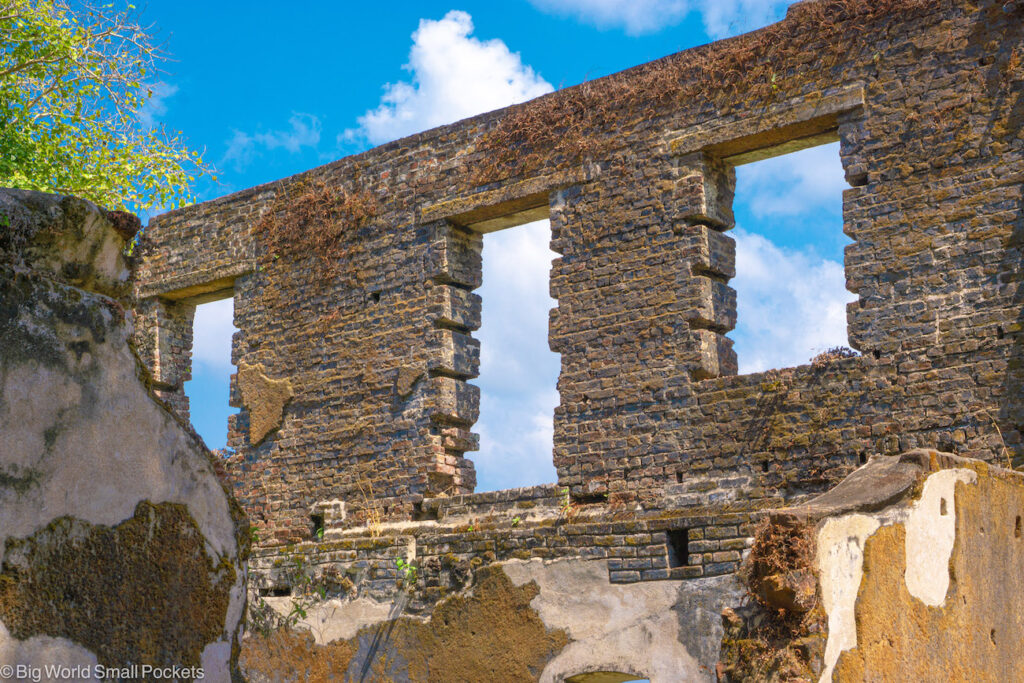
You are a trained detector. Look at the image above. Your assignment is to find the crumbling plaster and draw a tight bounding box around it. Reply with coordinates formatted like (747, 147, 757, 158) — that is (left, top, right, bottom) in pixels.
(0, 189, 247, 679)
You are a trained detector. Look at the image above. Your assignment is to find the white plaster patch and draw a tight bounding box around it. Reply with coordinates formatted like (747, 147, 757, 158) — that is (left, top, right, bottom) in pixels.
(262, 596, 400, 644)
(0, 619, 100, 680)
(0, 318, 238, 564)
(903, 468, 976, 606)
(816, 467, 978, 681)
(502, 558, 738, 683)
(199, 641, 232, 683)
(816, 512, 884, 683)
(0, 279, 243, 676)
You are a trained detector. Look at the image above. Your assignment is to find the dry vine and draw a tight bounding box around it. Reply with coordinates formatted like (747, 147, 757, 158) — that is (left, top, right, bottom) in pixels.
(253, 178, 378, 277)
(471, 0, 935, 185)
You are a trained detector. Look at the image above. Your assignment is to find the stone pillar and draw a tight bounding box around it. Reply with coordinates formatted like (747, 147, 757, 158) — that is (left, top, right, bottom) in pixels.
(133, 296, 196, 421)
(673, 152, 738, 380)
(421, 220, 482, 494)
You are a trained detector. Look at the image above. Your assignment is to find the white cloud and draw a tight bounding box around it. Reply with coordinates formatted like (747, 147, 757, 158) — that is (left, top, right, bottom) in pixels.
(222, 113, 322, 171)
(138, 82, 178, 130)
(737, 142, 847, 218)
(730, 228, 856, 373)
(346, 11, 553, 146)
(474, 389, 560, 491)
(699, 0, 795, 39)
(527, 0, 795, 37)
(472, 220, 561, 490)
(190, 298, 237, 372)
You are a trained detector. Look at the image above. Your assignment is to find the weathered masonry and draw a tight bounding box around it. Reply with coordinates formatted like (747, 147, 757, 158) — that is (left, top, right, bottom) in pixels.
(0, 190, 248, 678)
(131, 0, 1023, 679)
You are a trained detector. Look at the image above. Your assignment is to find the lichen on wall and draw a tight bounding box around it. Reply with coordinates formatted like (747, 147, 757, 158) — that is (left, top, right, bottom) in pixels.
(0, 501, 234, 670)
(241, 565, 569, 682)
(237, 363, 294, 444)
(834, 465, 1024, 681)
(718, 452, 1024, 682)
(0, 188, 248, 679)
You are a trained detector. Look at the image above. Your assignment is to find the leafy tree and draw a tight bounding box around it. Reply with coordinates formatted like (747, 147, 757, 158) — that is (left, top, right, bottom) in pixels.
(0, 0, 211, 211)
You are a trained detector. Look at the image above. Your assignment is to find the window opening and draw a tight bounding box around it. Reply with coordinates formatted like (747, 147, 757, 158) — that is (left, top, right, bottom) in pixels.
(472, 218, 560, 491)
(729, 141, 857, 373)
(183, 297, 239, 452)
(666, 528, 691, 569)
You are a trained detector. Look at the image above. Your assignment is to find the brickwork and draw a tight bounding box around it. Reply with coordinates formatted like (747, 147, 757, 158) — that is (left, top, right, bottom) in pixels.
(248, 501, 756, 613)
(133, 0, 1023, 565)
(133, 297, 195, 420)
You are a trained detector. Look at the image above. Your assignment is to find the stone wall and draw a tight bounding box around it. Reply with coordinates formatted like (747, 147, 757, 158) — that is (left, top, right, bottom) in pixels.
(718, 449, 1024, 681)
(134, 0, 1023, 548)
(126, 0, 1023, 679)
(0, 189, 248, 680)
(241, 492, 745, 681)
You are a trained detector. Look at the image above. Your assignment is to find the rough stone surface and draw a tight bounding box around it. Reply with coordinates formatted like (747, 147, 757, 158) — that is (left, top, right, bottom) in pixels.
(133, 0, 1024, 550)
(0, 502, 235, 670)
(0, 189, 247, 680)
(123, 0, 1023, 678)
(237, 363, 294, 444)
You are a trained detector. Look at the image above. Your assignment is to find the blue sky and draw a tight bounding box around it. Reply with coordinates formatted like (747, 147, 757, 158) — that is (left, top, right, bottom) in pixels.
(150, 1, 855, 490)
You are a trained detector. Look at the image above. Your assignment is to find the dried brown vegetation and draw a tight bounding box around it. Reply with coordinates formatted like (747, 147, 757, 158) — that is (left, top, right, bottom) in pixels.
(811, 346, 859, 367)
(471, 0, 933, 185)
(254, 178, 378, 275)
(719, 518, 826, 682)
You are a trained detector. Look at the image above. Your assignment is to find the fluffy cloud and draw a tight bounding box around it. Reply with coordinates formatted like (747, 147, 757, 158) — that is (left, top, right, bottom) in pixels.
(472, 220, 561, 491)
(699, 0, 796, 38)
(222, 112, 322, 171)
(730, 228, 856, 374)
(474, 388, 560, 491)
(346, 11, 553, 145)
(738, 142, 848, 218)
(527, 0, 795, 37)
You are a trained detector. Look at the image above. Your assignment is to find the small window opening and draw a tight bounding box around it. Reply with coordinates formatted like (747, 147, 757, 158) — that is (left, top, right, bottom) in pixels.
(729, 142, 857, 373)
(258, 586, 291, 598)
(761, 460, 770, 473)
(572, 492, 608, 505)
(666, 528, 691, 568)
(184, 296, 239, 452)
(413, 501, 439, 522)
(858, 452, 868, 465)
(676, 470, 685, 483)
(310, 513, 325, 541)
(1015, 516, 1021, 538)
(939, 498, 948, 516)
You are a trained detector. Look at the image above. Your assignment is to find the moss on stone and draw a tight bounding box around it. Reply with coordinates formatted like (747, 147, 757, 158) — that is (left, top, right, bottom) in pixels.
(241, 565, 568, 682)
(0, 501, 235, 676)
(0, 466, 43, 495)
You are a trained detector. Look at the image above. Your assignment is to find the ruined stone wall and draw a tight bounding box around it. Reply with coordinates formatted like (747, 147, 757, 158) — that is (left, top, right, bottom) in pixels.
(121, 0, 1023, 678)
(0, 190, 248, 680)
(133, 0, 1022, 552)
(718, 449, 1024, 681)
(241, 491, 745, 681)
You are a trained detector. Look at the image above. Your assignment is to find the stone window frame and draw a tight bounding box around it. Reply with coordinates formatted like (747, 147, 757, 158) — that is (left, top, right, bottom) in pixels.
(669, 84, 867, 380)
